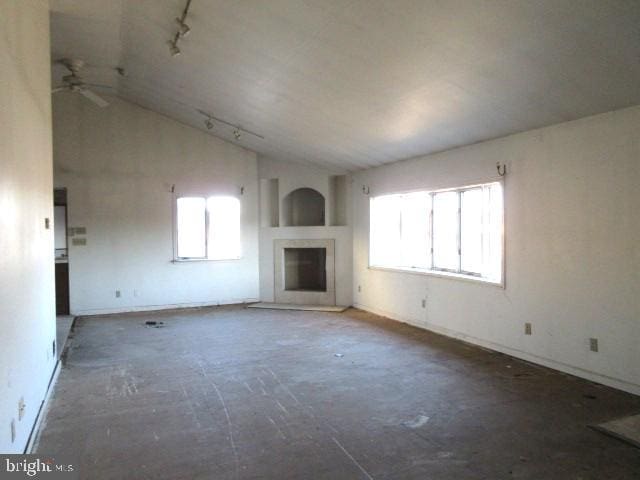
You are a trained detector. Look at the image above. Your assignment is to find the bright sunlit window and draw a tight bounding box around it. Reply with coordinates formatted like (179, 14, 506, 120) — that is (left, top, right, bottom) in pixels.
(176, 196, 241, 260)
(370, 182, 503, 283)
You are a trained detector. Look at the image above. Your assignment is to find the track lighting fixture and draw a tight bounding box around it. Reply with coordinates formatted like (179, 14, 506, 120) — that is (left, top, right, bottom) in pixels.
(196, 109, 265, 141)
(168, 0, 192, 57)
(169, 40, 181, 57)
(176, 18, 191, 37)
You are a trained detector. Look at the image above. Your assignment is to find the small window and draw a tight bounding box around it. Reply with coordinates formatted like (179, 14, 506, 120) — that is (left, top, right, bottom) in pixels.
(176, 197, 206, 259)
(370, 192, 430, 269)
(176, 196, 241, 260)
(432, 191, 459, 271)
(207, 196, 241, 260)
(370, 182, 503, 283)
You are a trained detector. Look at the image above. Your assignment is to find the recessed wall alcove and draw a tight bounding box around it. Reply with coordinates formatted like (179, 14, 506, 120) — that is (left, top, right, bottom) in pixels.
(282, 188, 325, 226)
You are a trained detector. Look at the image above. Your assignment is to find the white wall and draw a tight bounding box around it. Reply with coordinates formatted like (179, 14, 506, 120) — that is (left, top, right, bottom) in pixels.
(53, 94, 260, 315)
(353, 105, 640, 395)
(0, 0, 56, 453)
(258, 157, 353, 306)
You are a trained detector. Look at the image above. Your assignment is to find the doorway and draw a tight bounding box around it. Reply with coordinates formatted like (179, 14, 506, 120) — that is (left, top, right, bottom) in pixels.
(54, 188, 70, 315)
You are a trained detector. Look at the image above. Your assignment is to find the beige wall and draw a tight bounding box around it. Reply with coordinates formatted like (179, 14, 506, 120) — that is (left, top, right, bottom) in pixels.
(353, 105, 640, 395)
(0, 0, 56, 453)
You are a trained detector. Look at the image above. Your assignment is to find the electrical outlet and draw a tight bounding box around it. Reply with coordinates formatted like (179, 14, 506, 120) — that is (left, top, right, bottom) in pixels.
(524, 323, 532, 335)
(357, 285, 361, 293)
(18, 397, 25, 421)
(115, 290, 121, 298)
(590, 338, 599, 352)
(421, 299, 426, 308)
(44, 218, 50, 229)
(10, 419, 15, 443)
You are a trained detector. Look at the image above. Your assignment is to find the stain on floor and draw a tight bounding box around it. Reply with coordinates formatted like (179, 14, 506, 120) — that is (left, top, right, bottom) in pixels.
(36, 306, 640, 479)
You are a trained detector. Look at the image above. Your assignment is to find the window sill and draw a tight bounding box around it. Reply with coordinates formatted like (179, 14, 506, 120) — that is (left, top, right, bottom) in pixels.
(368, 265, 504, 288)
(172, 257, 242, 263)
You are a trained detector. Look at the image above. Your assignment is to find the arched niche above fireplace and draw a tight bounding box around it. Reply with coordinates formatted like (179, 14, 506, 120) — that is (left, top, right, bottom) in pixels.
(282, 188, 325, 226)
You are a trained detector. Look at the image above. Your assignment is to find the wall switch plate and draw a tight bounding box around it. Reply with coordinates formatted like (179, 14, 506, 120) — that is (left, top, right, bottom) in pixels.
(115, 290, 121, 298)
(590, 338, 599, 352)
(525, 323, 532, 335)
(44, 218, 50, 229)
(421, 299, 426, 308)
(357, 285, 361, 292)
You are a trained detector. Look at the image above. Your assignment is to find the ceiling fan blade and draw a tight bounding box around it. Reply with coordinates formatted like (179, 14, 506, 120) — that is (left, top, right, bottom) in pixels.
(79, 88, 109, 107)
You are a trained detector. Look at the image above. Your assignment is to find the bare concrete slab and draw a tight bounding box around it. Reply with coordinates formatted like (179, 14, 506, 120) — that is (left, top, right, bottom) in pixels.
(35, 306, 640, 479)
(247, 302, 348, 312)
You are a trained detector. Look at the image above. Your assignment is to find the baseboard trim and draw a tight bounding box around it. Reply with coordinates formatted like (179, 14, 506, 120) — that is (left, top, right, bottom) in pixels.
(72, 298, 260, 316)
(24, 359, 61, 454)
(353, 302, 640, 397)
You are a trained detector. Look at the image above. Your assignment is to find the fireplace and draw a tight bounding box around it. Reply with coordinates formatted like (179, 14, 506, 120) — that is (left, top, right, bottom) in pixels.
(274, 239, 335, 305)
(284, 248, 327, 292)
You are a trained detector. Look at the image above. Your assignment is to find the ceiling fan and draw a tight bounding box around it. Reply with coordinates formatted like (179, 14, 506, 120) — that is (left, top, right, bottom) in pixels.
(52, 58, 110, 108)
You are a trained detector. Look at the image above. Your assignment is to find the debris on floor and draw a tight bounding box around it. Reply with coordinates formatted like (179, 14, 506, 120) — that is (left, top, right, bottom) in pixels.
(402, 414, 430, 429)
(145, 321, 164, 328)
(592, 413, 640, 449)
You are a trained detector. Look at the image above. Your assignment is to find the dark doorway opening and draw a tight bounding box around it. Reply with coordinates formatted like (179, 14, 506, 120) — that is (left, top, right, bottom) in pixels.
(54, 188, 70, 315)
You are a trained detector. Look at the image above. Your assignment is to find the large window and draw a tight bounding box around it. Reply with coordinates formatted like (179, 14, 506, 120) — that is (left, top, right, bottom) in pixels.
(176, 196, 241, 260)
(370, 182, 503, 283)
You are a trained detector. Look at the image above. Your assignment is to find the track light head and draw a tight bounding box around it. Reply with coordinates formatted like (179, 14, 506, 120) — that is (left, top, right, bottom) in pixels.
(205, 118, 214, 130)
(233, 129, 242, 141)
(169, 41, 181, 57)
(176, 18, 191, 37)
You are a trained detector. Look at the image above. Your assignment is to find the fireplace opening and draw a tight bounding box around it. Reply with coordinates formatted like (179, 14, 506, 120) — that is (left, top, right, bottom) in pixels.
(284, 248, 327, 292)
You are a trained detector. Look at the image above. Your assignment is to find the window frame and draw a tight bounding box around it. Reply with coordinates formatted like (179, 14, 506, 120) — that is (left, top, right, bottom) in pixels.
(368, 181, 505, 287)
(173, 195, 242, 262)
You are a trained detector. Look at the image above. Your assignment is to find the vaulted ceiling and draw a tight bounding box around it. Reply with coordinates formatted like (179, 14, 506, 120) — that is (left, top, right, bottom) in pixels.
(50, 0, 640, 171)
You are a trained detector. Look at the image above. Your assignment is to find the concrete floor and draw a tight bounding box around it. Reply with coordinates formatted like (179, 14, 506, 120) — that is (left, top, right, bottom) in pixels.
(36, 306, 640, 479)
